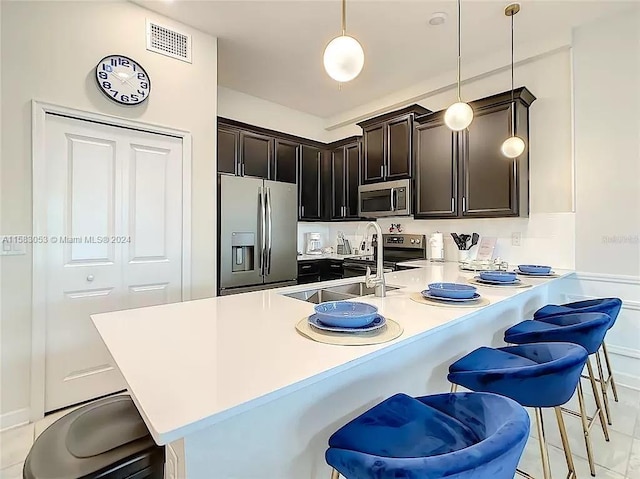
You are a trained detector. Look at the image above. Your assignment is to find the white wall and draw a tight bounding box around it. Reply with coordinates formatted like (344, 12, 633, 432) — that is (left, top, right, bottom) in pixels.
(573, 6, 640, 278)
(569, 6, 640, 391)
(218, 86, 332, 142)
(0, 1, 217, 426)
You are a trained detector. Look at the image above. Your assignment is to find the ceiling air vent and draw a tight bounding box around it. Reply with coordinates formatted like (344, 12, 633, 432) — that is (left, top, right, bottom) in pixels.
(146, 20, 192, 63)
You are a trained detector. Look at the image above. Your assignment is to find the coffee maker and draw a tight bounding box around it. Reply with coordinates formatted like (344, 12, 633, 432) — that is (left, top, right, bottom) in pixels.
(305, 233, 323, 255)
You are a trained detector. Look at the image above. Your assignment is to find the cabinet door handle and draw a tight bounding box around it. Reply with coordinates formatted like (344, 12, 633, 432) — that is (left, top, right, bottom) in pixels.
(301, 205, 305, 217)
(241, 163, 245, 176)
(462, 196, 466, 212)
(380, 165, 384, 178)
(301, 264, 312, 270)
(451, 197, 455, 212)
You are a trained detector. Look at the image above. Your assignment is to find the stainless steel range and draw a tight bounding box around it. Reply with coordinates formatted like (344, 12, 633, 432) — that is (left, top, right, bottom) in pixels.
(343, 234, 426, 278)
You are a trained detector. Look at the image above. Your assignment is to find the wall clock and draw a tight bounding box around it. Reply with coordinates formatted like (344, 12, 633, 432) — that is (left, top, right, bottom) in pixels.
(95, 55, 151, 106)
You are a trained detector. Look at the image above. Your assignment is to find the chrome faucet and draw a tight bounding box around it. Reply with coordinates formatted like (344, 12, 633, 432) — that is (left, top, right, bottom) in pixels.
(364, 221, 386, 298)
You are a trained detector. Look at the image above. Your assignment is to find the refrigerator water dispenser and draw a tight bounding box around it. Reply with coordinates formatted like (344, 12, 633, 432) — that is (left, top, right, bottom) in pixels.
(231, 232, 255, 272)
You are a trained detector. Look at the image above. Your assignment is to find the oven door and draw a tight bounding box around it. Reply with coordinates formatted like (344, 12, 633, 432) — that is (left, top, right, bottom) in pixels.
(358, 180, 411, 217)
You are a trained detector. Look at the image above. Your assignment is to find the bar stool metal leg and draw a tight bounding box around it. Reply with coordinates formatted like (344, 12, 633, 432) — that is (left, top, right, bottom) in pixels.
(450, 383, 458, 393)
(534, 408, 552, 479)
(586, 358, 610, 440)
(555, 406, 577, 479)
(601, 342, 619, 402)
(330, 468, 340, 479)
(595, 352, 613, 425)
(576, 382, 597, 476)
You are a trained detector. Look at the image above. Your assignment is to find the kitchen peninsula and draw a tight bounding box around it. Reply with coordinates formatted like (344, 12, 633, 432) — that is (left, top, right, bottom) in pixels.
(92, 264, 573, 478)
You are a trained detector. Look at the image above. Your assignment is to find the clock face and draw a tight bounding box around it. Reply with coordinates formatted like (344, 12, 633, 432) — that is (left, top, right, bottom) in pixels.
(95, 55, 151, 105)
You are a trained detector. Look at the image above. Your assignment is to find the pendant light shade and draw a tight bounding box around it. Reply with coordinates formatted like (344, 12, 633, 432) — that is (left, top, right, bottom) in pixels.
(445, 102, 474, 131)
(323, 35, 365, 83)
(445, 0, 473, 131)
(501, 3, 526, 158)
(323, 0, 364, 82)
(501, 135, 526, 158)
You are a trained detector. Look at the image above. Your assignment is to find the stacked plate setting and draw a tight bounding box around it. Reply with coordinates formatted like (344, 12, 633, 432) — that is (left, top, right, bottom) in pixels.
(515, 264, 555, 277)
(308, 301, 386, 333)
(474, 271, 521, 286)
(421, 282, 481, 303)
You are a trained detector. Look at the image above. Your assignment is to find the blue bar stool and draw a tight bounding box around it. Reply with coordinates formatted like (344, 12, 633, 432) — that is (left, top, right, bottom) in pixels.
(448, 342, 589, 479)
(534, 298, 622, 425)
(504, 312, 611, 476)
(325, 392, 530, 479)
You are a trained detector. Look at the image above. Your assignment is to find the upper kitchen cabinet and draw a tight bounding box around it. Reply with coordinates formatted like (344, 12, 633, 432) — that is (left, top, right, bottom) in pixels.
(299, 145, 323, 221)
(461, 88, 535, 217)
(414, 113, 458, 218)
(358, 105, 431, 184)
(240, 131, 273, 179)
(329, 137, 362, 220)
(414, 87, 536, 219)
(274, 139, 299, 184)
(217, 125, 239, 175)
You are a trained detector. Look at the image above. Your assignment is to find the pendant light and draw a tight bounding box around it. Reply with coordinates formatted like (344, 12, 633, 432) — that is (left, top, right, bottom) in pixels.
(323, 0, 365, 83)
(501, 3, 526, 158)
(444, 0, 473, 131)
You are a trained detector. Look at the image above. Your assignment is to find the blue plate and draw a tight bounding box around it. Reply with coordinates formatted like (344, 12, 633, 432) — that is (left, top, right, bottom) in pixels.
(474, 276, 521, 286)
(427, 282, 477, 299)
(314, 301, 379, 328)
(479, 271, 517, 283)
(518, 264, 552, 274)
(421, 290, 481, 303)
(308, 314, 386, 333)
(515, 270, 556, 277)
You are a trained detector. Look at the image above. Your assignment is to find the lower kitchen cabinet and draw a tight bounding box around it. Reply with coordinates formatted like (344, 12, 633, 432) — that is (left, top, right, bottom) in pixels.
(414, 87, 536, 219)
(298, 260, 322, 284)
(297, 259, 344, 284)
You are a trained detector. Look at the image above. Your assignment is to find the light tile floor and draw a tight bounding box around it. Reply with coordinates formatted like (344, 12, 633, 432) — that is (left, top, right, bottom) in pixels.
(1, 386, 640, 478)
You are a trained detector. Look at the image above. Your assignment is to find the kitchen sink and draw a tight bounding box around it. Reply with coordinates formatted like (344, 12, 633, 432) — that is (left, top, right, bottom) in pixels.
(283, 282, 401, 304)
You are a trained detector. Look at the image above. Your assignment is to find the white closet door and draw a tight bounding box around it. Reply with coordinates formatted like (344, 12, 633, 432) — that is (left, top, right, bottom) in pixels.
(43, 114, 183, 412)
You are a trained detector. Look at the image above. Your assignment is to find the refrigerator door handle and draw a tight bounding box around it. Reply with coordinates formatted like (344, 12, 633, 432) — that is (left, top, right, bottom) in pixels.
(259, 186, 266, 276)
(266, 186, 273, 275)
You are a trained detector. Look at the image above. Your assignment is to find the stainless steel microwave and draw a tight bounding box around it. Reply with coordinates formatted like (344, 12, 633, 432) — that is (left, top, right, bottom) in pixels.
(358, 179, 411, 218)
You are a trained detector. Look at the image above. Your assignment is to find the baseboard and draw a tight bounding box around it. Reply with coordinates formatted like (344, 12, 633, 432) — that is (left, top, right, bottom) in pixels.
(1, 407, 30, 431)
(615, 371, 640, 391)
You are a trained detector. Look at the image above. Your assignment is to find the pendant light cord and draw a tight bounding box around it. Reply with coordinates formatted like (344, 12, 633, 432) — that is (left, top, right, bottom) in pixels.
(456, 0, 462, 101)
(510, 9, 516, 135)
(341, 0, 346, 36)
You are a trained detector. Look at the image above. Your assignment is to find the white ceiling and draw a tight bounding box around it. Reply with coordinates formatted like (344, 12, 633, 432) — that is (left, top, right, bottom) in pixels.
(136, 1, 634, 118)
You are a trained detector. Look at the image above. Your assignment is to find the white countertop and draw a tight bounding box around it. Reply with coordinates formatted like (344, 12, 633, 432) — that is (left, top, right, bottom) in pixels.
(92, 263, 573, 445)
(297, 252, 366, 261)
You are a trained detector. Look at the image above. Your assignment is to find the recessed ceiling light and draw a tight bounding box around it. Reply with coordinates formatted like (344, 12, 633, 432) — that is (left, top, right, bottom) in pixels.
(429, 12, 448, 26)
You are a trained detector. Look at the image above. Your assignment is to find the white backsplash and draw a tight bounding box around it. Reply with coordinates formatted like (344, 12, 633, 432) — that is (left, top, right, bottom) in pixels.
(297, 213, 576, 269)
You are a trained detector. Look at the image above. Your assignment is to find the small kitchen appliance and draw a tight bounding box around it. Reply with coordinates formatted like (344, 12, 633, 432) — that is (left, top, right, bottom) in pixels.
(305, 233, 323, 255)
(428, 232, 445, 262)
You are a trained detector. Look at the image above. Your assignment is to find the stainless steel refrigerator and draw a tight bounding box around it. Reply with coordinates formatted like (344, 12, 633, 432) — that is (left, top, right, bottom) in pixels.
(219, 175, 298, 295)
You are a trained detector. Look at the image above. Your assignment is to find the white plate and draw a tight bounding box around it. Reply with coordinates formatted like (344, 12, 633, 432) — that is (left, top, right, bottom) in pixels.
(421, 290, 482, 303)
(474, 276, 522, 285)
(307, 314, 386, 333)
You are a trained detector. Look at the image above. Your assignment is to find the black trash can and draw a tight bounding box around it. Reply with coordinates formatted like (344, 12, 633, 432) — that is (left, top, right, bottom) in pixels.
(24, 395, 164, 479)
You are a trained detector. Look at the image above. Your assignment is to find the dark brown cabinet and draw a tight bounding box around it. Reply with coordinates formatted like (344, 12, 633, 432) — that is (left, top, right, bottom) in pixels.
(414, 115, 458, 218)
(217, 125, 239, 175)
(274, 139, 299, 184)
(414, 87, 535, 219)
(240, 131, 272, 179)
(359, 105, 431, 184)
(330, 138, 361, 220)
(299, 146, 323, 220)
